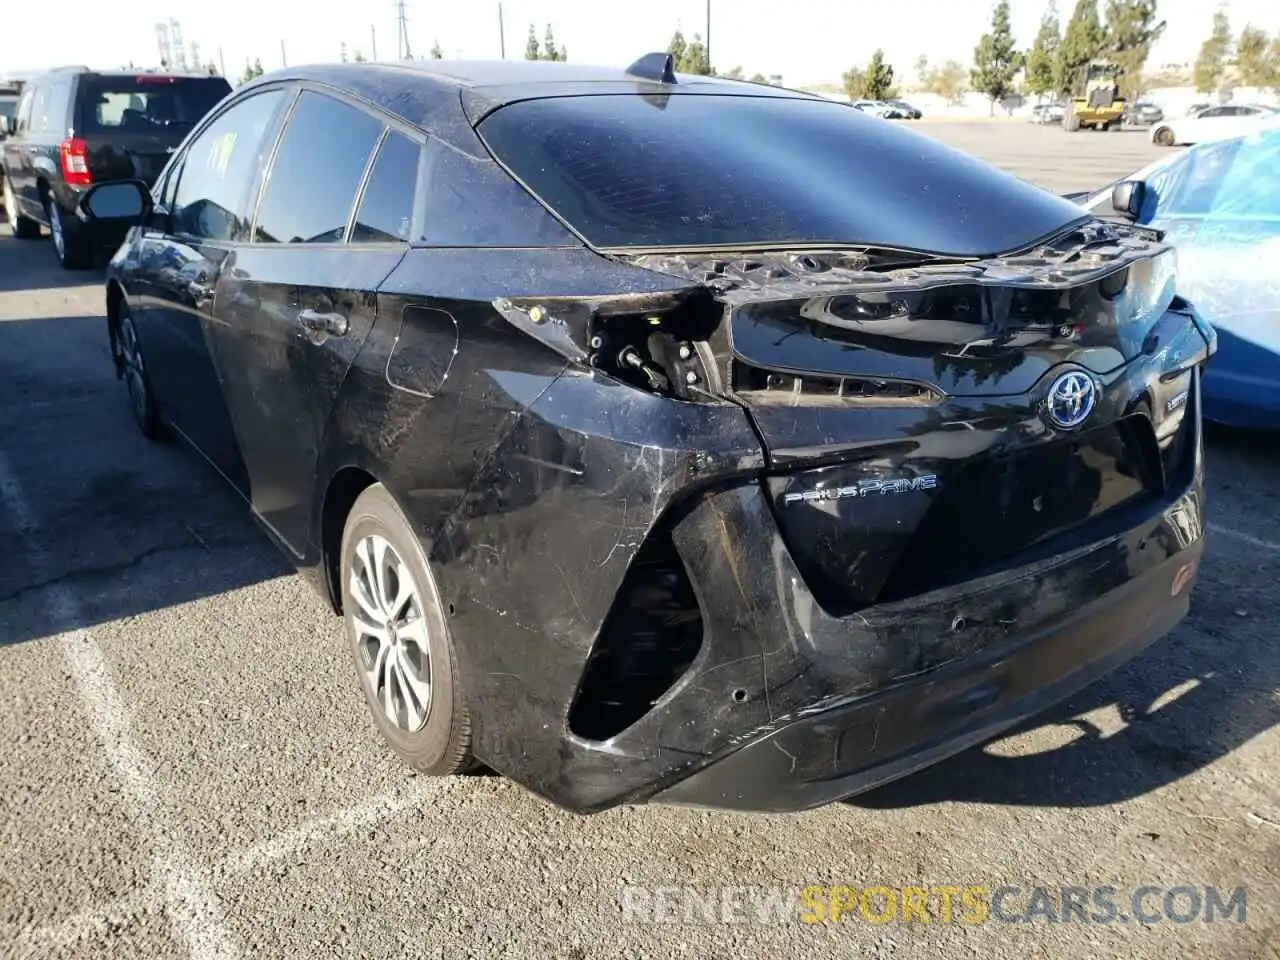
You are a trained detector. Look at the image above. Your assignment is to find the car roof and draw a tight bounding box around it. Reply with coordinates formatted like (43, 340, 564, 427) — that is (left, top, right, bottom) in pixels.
(242, 59, 819, 136)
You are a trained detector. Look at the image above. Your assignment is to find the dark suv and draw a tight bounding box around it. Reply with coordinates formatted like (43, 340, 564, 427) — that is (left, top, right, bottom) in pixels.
(1, 67, 230, 268)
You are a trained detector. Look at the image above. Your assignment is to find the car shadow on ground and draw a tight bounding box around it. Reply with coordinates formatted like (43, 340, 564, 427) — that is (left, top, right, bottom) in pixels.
(850, 431, 1279, 811)
(0, 314, 295, 648)
(0, 230, 104, 293)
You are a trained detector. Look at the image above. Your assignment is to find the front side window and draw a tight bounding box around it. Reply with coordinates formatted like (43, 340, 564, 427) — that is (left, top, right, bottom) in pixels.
(172, 88, 285, 242)
(351, 131, 420, 244)
(253, 91, 383, 245)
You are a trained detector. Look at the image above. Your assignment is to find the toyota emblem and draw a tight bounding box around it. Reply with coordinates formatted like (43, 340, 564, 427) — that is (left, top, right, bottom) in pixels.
(1045, 370, 1096, 430)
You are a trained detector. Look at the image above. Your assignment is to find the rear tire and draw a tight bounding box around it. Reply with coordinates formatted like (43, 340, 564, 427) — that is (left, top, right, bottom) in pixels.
(1154, 126, 1176, 146)
(47, 196, 92, 270)
(340, 484, 474, 776)
(2, 175, 41, 239)
(115, 304, 170, 442)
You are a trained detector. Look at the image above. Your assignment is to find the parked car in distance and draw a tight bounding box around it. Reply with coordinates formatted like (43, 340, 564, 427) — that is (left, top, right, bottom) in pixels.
(1123, 100, 1164, 125)
(884, 99, 922, 119)
(81, 55, 1213, 815)
(850, 99, 903, 118)
(1151, 103, 1278, 146)
(1079, 122, 1280, 428)
(1, 66, 231, 267)
(1030, 103, 1064, 124)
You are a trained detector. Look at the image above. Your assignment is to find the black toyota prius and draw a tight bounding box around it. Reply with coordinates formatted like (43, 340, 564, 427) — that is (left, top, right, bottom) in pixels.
(80, 56, 1216, 814)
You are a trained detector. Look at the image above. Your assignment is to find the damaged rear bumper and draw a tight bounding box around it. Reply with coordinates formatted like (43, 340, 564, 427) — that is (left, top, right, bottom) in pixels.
(651, 521, 1198, 812)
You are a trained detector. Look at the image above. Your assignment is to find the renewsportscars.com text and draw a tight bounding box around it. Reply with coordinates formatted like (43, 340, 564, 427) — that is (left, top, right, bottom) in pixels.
(619, 884, 1248, 926)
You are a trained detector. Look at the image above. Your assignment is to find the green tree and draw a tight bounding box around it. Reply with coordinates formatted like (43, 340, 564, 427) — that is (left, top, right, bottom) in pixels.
(682, 33, 711, 74)
(841, 66, 867, 100)
(1235, 25, 1276, 89)
(525, 24, 540, 60)
(927, 60, 970, 103)
(667, 29, 687, 69)
(749, 72, 768, 84)
(1103, 0, 1165, 97)
(864, 49, 896, 99)
(352, 50, 365, 63)
(971, 0, 1021, 113)
(1271, 38, 1280, 93)
(915, 54, 931, 87)
(1026, 2, 1062, 99)
(1193, 9, 1232, 94)
(1056, 0, 1104, 95)
(722, 65, 744, 79)
(430, 39, 444, 60)
(544, 26, 567, 62)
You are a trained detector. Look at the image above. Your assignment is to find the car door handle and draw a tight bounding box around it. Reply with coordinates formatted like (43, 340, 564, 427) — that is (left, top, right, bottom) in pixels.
(297, 309, 349, 337)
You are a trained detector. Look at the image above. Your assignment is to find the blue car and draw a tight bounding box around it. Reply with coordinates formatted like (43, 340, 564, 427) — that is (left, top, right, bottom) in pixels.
(1080, 123, 1280, 428)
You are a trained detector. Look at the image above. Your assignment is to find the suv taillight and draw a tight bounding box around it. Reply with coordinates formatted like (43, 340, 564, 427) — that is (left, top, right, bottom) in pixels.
(59, 138, 92, 187)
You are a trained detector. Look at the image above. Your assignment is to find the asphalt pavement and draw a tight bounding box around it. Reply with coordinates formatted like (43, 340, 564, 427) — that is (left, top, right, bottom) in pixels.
(1, 121, 1277, 960)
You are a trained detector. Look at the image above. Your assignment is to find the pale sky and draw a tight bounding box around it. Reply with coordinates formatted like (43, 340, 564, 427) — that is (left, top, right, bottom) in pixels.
(6, 0, 1280, 88)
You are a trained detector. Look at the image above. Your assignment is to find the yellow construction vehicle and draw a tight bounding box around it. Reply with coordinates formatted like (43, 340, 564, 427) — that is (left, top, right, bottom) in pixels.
(1063, 61, 1126, 131)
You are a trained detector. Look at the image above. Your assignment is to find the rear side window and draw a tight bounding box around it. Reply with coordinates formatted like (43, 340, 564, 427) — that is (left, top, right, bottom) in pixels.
(77, 76, 231, 136)
(172, 89, 285, 242)
(351, 131, 420, 244)
(416, 139, 578, 247)
(253, 91, 383, 245)
(478, 93, 1087, 255)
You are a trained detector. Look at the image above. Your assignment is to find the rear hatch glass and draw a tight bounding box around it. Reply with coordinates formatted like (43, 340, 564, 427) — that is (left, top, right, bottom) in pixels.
(78, 75, 230, 136)
(476, 93, 1088, 256)
(77, 75, 232, 183)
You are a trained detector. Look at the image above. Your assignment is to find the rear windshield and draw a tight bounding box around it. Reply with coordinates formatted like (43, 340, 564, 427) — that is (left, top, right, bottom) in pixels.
(78, 76, 232, 136)
(477, 93, 1087, 256)
(0, 97, 17, 121)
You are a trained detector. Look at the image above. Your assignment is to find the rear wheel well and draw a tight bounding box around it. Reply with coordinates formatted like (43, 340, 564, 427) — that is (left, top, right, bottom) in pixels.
(106, 281, 125, 370)
(321, 467, 378, 614)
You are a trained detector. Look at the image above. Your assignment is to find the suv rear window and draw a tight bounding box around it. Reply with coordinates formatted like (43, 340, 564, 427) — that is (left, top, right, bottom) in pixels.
(477, 93, 1086, 256)
(77, 75, 232, 136)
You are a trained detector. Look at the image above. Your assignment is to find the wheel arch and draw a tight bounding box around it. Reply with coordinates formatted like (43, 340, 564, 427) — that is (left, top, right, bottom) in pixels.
(319, 465, 381, 615)
(105, 279, 127, 375)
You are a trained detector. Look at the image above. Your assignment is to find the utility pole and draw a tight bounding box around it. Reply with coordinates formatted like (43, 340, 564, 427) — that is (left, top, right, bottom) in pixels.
(498, 2, 506, 59)
(280, 39, 287, 67)
(219, 47, 227, 78)
(371, 24, 378, 61)
(706, 0, 712, 73)
(395, 0, 412, 60)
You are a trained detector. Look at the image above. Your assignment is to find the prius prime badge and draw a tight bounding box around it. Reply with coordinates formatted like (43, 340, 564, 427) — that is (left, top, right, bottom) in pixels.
(1045, 370, 1096, 430)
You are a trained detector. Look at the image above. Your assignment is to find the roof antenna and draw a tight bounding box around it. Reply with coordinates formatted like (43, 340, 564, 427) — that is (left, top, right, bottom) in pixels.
(625, 52, 677, 84)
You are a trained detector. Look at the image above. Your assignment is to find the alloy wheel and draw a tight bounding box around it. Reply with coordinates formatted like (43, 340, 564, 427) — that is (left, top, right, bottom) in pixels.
(48, 201, 65, 261)
(118, 317, 149, 427)
(349, 533, 433, 734)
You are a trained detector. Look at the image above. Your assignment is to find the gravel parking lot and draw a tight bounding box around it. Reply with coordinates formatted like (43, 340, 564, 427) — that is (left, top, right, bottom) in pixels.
(1, 121, 1277, 960)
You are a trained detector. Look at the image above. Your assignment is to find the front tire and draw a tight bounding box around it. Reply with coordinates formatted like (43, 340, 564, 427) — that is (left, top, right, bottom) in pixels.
(340, 484, 474, 776)
(1154, 126, 1176, 146)
(2, 175, 41, 239)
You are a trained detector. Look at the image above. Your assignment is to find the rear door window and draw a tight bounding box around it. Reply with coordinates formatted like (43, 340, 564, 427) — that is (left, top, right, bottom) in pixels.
(253, 91, 383, 244)
(351, 130, 420, 243)
(76, 76, 231, 137)
(171, 88, 287, 242)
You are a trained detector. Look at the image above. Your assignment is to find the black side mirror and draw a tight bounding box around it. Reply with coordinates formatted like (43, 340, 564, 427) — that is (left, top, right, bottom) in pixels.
(78, 179, 152, 223)
(1111, 179, 1145, 219)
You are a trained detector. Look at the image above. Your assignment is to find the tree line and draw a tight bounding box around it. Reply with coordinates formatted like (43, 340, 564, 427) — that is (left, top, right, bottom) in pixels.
(1193, 13, 1280, 95)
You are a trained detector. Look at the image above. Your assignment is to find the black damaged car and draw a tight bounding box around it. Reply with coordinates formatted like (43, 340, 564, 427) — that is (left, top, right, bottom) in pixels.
(80, 55, 1216, 814)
